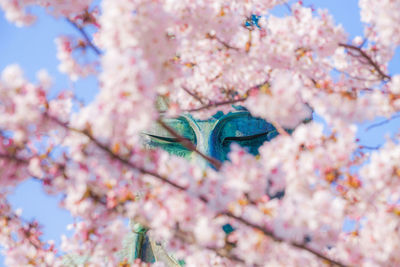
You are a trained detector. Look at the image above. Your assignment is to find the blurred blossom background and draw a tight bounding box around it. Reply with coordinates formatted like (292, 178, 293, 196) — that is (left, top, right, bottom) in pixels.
(0, 0, 399, 265)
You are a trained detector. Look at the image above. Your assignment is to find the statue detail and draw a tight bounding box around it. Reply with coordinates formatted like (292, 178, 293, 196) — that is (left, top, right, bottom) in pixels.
(126, 108, 279, 266)
(64, 108, 282, 266)
(144, 109, 278, 167)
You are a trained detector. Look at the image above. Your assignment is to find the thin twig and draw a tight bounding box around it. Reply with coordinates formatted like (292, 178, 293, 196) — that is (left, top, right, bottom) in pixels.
(284, 3, 292, 14)
(339, 43, 390, 81)
(0, 153, 28, 164)
(207, 33, 239, 51)
(0, 153, 43, 182)
(330, 66, 383, 82)
(181, 86, 205, 105)
(182, 79, 270, 113)
(225, 212, 349, 267)
(157, 119, 222, 169)
(365, 114, 400, 131)
(270, 120, 290, 136)
(358, 38, 368, 49)
(358, 145, 381, 150)
(183, 97, 248, 113)
(45, 113, 191, 194)
(173, 228, 249, 265)
(66, 18, 102, 55)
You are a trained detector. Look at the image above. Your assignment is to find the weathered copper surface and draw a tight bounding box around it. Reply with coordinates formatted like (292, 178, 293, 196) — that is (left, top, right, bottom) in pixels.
(144, 109, 278, 167)
(129, 109, 279, 265)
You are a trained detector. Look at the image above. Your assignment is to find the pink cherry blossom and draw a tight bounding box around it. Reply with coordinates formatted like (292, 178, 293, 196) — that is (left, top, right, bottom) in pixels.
(0, 1, 400, 266)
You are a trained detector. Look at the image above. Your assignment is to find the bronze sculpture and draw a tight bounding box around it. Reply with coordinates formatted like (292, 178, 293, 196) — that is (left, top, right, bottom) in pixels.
(64, 107, 285, 266)
(127, 107, 280, 265)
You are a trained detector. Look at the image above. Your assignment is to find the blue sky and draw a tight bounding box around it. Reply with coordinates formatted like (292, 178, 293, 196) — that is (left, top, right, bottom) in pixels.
(0, 1, 399, 265)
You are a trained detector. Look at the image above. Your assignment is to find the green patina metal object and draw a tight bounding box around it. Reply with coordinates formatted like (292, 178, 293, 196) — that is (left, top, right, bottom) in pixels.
(116, 222, 181, 266)
(122, 107, 281, 266)
(64, 107, 286, 266)
(144, 107, 279, 167)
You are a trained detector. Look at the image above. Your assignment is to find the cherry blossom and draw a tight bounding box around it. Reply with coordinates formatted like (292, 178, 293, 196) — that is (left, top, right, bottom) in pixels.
(0, 0, 400, 266)
(0, 0, 92, 26)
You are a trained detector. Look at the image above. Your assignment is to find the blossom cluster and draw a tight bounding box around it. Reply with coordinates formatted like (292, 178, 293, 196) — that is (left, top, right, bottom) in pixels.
(0, 0, 92, 26)
(0, 0, 400, 266)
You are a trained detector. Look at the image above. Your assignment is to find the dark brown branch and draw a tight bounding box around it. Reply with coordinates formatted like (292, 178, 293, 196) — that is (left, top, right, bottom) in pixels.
(183, 97, 248, 113)
(66, 18, 102, 56)
(339, 43, 390, 81)
(225, 212, 348, 267)
(331, 67, 382, 82)
(45, 113, 348, 267)
(0, 153, 28, 164)
(182, 79, 271, 113)
(45, 114, 189, 193)
(207, 33, 239, 51)
(173, 228, 249, 265)
(157, 119, 222, 170)
(181, 86, 205, 105)
(0, 153, 43, 183)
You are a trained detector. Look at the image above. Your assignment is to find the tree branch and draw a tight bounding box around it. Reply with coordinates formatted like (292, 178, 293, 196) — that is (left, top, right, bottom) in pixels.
(365, 114, 400, 131)
(181, 79, 270, 113)
(183, 97, 248, 113)
(0, 153, 28, 164)
(157, 119, 222, 170)
(0, 153, 44, 183)
(339, 43, 390, 81)
(225, 212, 348, 267)
(66, 18, 102, 56)
(181, 86, 205, 105)
(206, 33, 240, 51)
(45, 113, 349, 267)
(173, 228, 249, 265)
